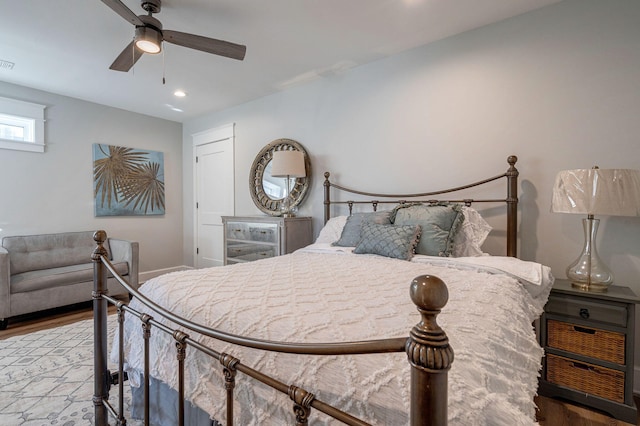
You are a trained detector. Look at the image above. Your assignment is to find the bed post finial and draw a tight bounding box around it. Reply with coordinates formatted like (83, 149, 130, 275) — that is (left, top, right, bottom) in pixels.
(506, 155, 519, 257)
(406, 275, 453, 426)
(92, 230, 108, 261)
(92, 230, 109, 426)
(324, 172, 331, 224)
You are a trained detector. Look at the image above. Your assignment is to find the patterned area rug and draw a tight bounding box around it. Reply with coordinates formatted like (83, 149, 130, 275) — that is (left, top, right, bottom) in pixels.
(0, 315, 140, 426)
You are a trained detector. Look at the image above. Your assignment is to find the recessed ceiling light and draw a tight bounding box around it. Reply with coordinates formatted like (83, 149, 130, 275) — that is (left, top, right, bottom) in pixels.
(174, 90, 187, 97)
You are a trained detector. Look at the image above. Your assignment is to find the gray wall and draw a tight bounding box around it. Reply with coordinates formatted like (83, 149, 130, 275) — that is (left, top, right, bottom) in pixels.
(183, 0, 640, 287)
(182, 0, 640, 377)
(0, 82, 184, 275)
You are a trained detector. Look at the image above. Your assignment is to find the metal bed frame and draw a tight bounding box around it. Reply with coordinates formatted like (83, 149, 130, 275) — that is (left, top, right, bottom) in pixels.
(324, 155, 519, 257)
(92, 155, 519, 425)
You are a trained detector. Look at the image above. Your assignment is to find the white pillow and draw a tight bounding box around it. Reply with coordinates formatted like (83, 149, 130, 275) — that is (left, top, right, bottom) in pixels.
(452, 206, 492, 257)
(314, 216, 348, 244)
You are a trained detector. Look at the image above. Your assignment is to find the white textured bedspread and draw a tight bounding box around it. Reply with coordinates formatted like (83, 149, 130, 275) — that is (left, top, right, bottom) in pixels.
(115, 249, 553, 425)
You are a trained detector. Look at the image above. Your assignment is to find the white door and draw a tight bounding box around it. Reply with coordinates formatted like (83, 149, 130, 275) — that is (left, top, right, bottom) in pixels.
(193, 125, 234, 268)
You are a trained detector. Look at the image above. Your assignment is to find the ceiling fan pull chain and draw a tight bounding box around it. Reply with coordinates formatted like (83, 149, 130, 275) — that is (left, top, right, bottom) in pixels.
(162, 48, 166, 84)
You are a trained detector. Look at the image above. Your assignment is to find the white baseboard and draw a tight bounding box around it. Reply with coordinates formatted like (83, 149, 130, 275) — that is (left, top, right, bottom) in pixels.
(139, 266, 193, 285)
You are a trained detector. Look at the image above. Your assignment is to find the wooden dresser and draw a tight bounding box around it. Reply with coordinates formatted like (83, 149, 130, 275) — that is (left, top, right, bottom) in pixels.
(221, 216, 313, 265)
(538, 279, 639, 423)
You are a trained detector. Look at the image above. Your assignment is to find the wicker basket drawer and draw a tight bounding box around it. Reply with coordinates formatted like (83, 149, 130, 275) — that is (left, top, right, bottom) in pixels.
(546, 354, 624, 403)
(547, 319, 625, 365)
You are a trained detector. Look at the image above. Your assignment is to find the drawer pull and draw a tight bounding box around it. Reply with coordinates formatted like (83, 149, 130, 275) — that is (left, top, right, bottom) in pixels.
(571, 361, 595, 372)
(233, 229, 242, 232)
(579, 308, 590, 319)
(573, 326, 595, 334)
(260, 231, 267, 234)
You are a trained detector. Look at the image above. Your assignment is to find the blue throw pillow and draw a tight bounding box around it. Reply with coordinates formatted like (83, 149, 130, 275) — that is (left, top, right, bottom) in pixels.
(333, 211, 392, 247)
(353, 222, 421, 261)
(390, 203, 464, 257)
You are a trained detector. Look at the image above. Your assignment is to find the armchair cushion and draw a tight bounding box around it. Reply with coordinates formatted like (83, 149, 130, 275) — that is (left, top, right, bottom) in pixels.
(11, 261, 129, 294)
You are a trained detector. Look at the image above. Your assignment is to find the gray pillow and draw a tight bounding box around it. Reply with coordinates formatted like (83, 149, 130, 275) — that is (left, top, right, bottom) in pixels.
(353, 222, 421, 261)
(333, 211, 392, 247)
(390, 203, 464, 257)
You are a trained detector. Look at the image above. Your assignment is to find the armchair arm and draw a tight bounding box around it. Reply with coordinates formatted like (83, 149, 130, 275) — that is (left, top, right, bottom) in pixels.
(0, 247, 10, 319)
(108, 238, 139, 290)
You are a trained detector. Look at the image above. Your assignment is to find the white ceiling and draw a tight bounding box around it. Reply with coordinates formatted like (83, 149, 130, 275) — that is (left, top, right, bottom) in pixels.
(0, 0, 562, 123)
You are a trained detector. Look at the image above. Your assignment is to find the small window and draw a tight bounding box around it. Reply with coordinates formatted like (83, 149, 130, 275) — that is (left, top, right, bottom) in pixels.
(0, 96, 46, 153)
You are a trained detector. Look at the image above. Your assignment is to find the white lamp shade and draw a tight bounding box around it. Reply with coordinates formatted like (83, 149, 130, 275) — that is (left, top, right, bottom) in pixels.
(271, 150, 306, 178)
(551, 168, 640, 216)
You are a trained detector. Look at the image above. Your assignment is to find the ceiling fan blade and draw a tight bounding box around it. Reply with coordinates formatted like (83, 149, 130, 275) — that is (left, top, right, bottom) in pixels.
(101, 0, 144, 26)
(109, 41, 144, 72)
(163, 30, 246, 61)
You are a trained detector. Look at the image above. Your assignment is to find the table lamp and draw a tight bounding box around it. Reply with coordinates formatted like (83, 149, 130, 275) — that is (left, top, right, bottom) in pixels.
(551, 167, 640, 292)
(271, 150, 306, 217)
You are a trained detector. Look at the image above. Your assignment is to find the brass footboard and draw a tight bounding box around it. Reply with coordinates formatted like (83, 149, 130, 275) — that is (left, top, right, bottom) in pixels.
(92, 230, 453, 426)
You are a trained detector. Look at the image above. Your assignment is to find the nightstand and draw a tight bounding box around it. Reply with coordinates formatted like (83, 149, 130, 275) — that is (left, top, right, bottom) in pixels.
(538, 279, 640, 423)
(221, 216, 313, 265)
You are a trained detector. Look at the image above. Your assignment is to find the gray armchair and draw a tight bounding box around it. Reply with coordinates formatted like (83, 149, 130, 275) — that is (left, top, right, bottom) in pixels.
(0, 231, 138, 329)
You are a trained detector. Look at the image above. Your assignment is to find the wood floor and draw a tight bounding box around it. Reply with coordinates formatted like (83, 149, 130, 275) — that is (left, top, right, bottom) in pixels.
(2, 303, 639, 426)
(0, 301, 117, 340)
(535, 395, 638, 426)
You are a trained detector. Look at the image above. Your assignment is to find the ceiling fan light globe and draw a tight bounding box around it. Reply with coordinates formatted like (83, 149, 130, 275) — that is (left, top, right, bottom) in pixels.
(136, 39, 161, 53)
(135, 26, 162, 54)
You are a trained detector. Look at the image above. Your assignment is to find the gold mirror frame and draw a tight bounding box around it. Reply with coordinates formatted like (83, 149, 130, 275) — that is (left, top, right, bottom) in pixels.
(249, 139, 311, 216)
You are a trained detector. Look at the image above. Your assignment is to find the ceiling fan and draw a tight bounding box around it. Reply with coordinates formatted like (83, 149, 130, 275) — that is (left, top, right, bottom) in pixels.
(101, 0, 246, 72)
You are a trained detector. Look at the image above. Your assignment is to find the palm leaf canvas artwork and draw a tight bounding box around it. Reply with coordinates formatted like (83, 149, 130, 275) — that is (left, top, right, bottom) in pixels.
(93, 144, 165, 216)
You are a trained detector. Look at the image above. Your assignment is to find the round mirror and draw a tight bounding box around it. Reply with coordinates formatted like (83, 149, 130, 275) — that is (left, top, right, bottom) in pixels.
(249, 139, 311, 216)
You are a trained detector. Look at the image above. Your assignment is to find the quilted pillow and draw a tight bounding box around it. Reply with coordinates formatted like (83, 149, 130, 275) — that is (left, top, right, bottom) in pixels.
(353, 222, 421, 261)
(391, 203, 464, 257)
(333, 211, 392, 247)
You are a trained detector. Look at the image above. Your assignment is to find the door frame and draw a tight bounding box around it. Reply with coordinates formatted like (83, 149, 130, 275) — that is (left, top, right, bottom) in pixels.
(192, 123, 235, 267)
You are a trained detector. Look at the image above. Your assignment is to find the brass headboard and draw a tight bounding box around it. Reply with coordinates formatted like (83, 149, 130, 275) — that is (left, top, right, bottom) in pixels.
(323, 155, 519, 257)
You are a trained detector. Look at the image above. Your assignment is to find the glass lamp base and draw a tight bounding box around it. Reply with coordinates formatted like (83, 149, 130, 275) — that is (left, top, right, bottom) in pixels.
(566, 217, 613, 292)
(280, 176, 294, 217)
(280, 198, 296, 217)
(570, 281, 610, 293)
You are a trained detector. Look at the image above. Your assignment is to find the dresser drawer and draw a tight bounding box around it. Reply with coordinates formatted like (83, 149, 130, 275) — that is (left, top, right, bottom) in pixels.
(226, 242, 277, 263)
(546, 294, 627, 327)
(547, 319, 625, 364)
(225, 222, 278, 243)
(546, 354, 624, 403)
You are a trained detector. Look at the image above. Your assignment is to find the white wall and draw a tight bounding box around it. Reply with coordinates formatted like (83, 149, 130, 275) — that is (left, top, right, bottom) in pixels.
(0, 82, 184, 275)
(182, 0, 640, 374)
